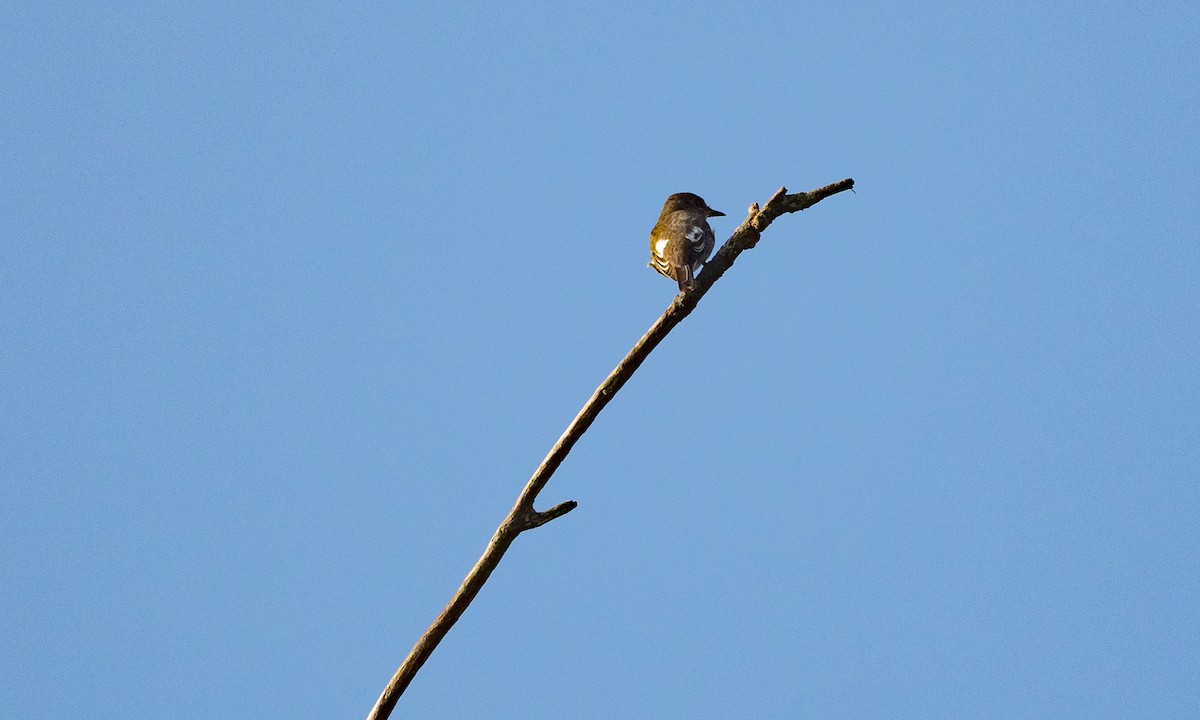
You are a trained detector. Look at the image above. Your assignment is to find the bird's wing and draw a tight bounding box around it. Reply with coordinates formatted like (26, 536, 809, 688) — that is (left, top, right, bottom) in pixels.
(685, 222, 709, 254)
(648, 228, 673, 278)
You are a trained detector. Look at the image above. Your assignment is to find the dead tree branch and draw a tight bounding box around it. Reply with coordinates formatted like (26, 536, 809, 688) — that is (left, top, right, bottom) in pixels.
(367, 178, 855, 720)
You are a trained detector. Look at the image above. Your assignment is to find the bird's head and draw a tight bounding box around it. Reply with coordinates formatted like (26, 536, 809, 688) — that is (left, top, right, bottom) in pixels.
(662, 192, 725, 218)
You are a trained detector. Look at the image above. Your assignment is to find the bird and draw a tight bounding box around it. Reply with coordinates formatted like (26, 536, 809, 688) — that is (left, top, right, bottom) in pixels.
(648, 192, 724, 292)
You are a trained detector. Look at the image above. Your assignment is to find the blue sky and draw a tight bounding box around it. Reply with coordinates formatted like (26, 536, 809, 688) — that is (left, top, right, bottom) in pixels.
(3, 2, 1197, 718)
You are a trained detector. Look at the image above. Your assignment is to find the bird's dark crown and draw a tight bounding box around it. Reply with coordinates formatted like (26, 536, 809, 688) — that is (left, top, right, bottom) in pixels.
(660, 192, 724, 217)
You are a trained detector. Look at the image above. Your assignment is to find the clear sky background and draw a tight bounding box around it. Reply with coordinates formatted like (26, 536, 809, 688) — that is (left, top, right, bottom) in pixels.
(3, 2, 1197, 718)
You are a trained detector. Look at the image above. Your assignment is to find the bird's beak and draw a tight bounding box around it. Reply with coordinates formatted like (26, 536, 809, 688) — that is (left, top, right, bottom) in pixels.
(707, 208, 725, 218)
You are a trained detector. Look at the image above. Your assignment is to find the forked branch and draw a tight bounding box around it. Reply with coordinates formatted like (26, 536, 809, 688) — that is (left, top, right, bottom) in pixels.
(367, 178, 854, 720)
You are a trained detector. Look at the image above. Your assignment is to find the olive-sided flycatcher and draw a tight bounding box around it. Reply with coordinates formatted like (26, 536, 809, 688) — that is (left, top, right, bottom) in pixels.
(648, 192, 724, 292)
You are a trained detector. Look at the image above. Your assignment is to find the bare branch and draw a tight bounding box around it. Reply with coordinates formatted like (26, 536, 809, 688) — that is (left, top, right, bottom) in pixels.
(366, 179, 854, 720)
(523, 500, 579, 530)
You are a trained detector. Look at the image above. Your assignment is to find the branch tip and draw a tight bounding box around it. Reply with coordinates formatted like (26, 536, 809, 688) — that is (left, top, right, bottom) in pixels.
(765, 186, 788, 208)
(524, 500, 578, 530)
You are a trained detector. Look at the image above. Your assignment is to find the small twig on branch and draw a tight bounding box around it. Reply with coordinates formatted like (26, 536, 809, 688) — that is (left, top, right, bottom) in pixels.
(366, 178, 854, 720)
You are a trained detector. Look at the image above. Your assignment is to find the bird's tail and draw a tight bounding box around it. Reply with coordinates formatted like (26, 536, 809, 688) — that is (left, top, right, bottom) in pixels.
(676, 265, 694, 292)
